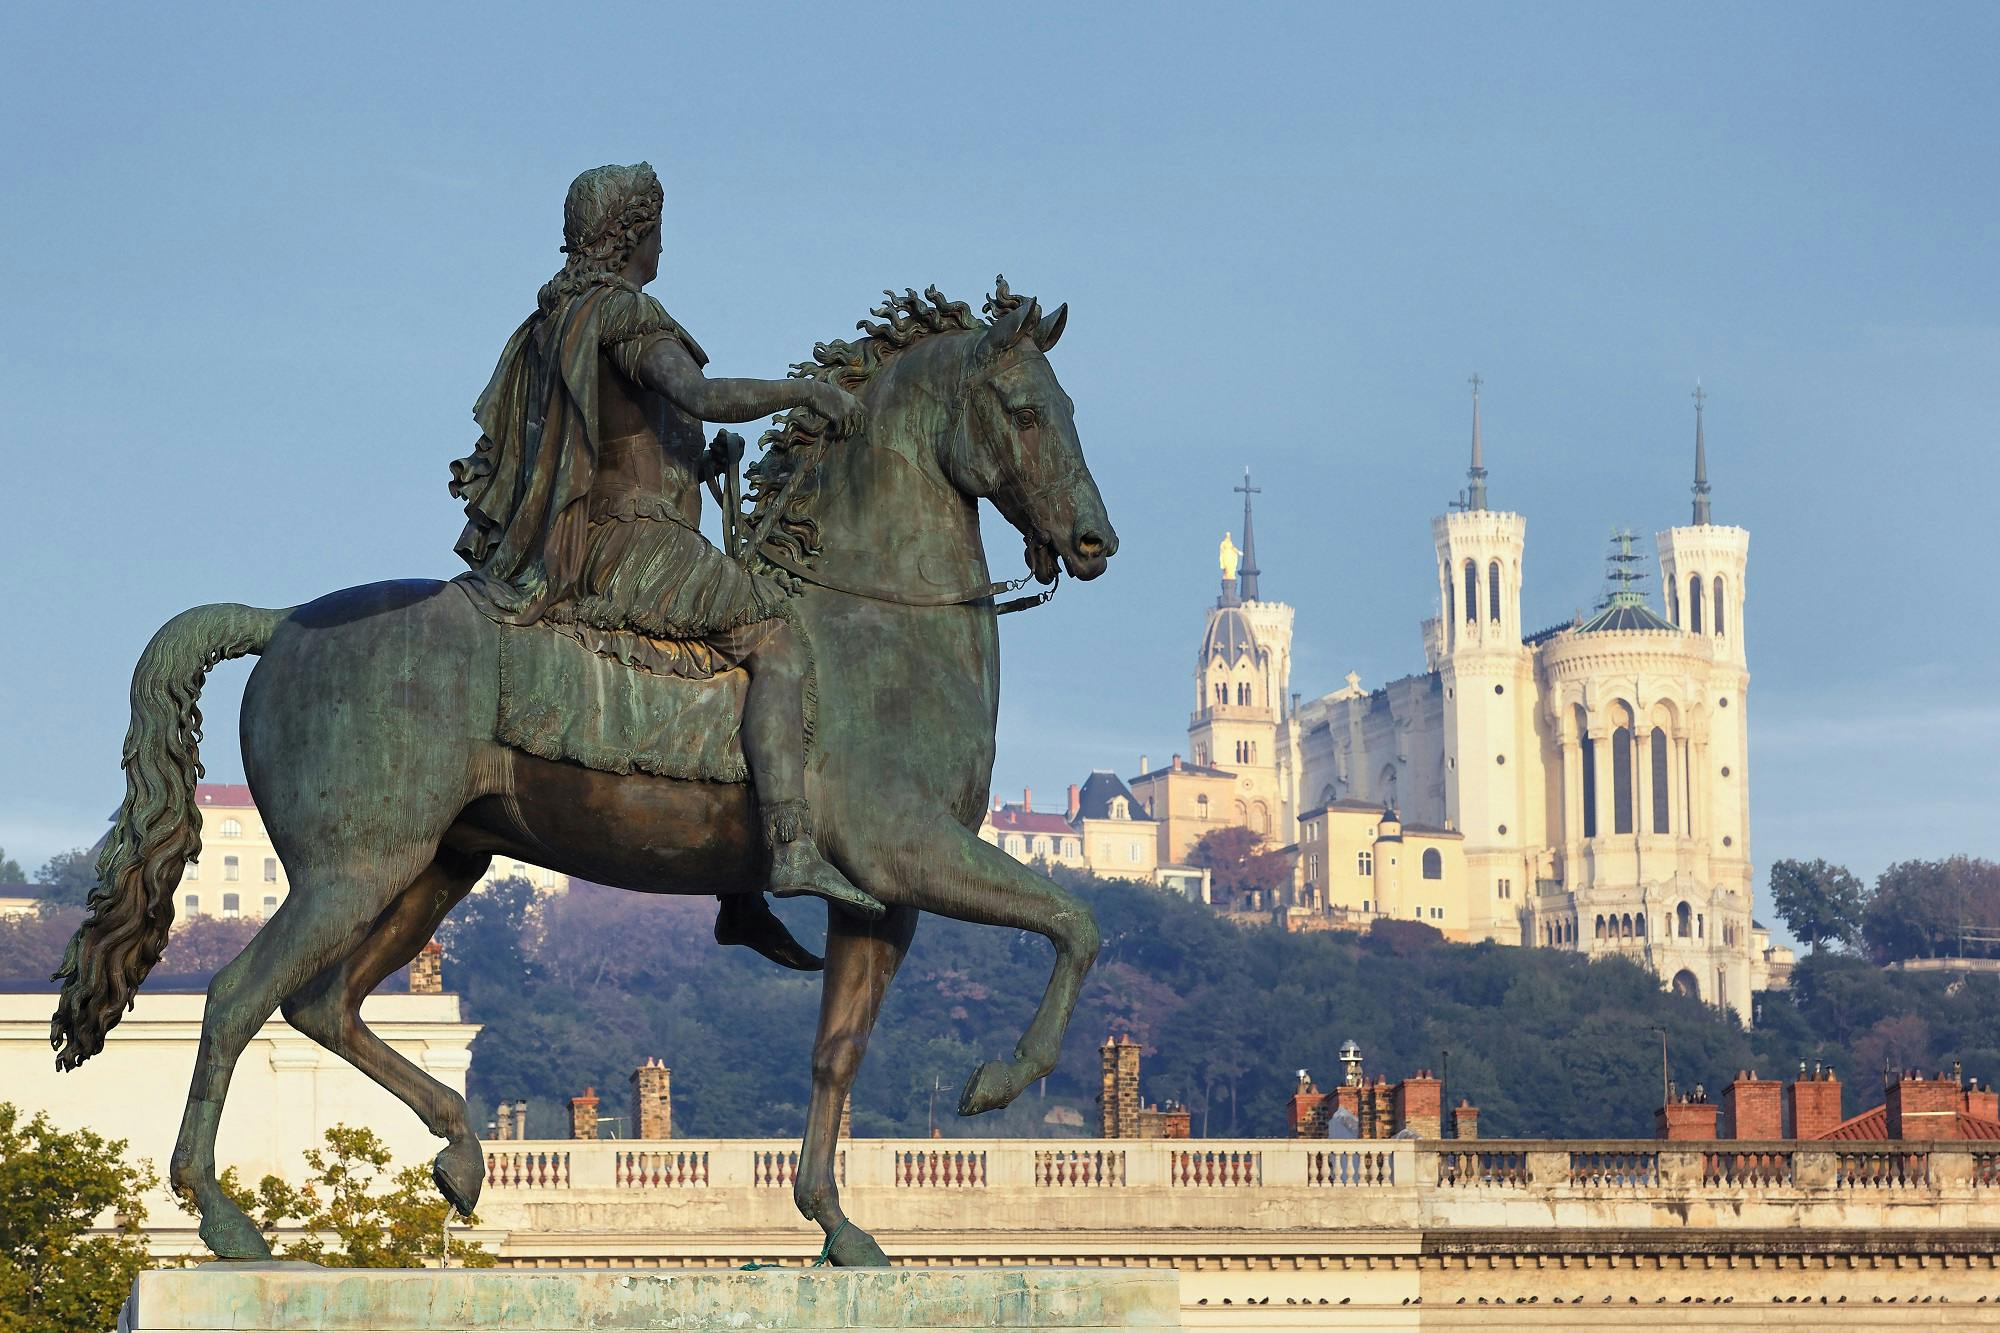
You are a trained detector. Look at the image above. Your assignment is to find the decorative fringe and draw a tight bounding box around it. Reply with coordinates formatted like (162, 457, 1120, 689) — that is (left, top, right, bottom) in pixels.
(764, 799, 810, 846)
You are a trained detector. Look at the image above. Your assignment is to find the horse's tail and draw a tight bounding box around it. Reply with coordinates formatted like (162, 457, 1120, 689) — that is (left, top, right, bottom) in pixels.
(51, 602, 292, 1069)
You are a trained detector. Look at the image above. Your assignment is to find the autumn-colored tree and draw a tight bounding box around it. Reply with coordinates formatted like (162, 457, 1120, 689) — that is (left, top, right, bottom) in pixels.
(215, 1125, 494, 1268)
(0, 1103, 156, 1333)
(1186, 825, 1295, 906)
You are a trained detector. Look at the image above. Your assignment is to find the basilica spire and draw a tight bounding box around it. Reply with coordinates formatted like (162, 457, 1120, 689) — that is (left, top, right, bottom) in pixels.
(1465, 373, 1488, 511)
(1691, 382, 1712, 525)
(1235, 468, 1262, 601)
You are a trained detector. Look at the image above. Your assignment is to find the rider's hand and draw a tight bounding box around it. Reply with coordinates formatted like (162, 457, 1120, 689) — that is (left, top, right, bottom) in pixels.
(810, 383, 866, 438)
(707, 430, 746, 479)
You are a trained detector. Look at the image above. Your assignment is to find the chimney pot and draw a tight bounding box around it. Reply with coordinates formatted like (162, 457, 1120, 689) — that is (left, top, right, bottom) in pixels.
(1172, 753, 1182, 770)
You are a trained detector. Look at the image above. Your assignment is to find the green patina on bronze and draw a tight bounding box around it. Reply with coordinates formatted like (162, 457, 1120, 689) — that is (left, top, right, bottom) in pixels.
(49, 165, 1118, 1270)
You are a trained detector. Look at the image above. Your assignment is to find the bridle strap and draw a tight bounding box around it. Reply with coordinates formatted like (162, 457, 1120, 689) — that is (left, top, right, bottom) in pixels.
(755, 542, 1055, 614)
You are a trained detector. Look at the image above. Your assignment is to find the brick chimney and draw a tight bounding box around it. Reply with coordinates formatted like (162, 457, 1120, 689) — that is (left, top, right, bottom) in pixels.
(1722, 1071, 1782, 1139)
(1023, 786, 1032, 811)
(630, 1059, 672, 1140)
(1786, 1064, 1843, 1140)
(1965, 1078, 1998, 1126)
(1171, 754, 1182, 771)
(493, 1098, 528, 1140)
(1067, 784, 1081, 820)
(569, 1087, 600, 1140)
(1451, 1099, 1480, 1141)
(1393, 1069, 1443, 1139)
(1099, 1035, 1141, 1138)
(1287, 1071, 1329, 1138)
(1655, 1096, 1718, 1140)
(409, 939, 443, 994)
(1887, 1072, 1962, 1140)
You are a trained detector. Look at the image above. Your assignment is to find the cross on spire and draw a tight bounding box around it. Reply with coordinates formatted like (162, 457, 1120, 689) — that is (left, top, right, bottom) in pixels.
(1691, 381, 1712, 525)
(1465, 372, 1488, 511)
(1235, 468, 1262, 601)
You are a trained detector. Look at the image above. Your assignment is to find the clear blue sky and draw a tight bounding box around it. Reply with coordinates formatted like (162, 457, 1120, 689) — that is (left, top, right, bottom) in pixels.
(2, 4, 1995, 917)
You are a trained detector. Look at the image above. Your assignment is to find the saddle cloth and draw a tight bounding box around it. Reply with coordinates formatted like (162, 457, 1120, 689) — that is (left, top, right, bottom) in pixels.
(495, 623, 749, 783)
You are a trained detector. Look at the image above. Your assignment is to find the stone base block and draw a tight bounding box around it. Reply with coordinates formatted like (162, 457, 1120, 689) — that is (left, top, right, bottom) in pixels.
(120, 1264, 1184, 1332)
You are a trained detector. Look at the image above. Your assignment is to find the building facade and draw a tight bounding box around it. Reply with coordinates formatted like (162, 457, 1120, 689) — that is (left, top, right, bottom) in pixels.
(1137, 388, 1785, 1013)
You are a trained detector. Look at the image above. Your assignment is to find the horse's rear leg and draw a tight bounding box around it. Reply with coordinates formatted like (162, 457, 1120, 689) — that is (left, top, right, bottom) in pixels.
(859, 820, 1099, 1117)
(169, 864, 410, 1258)
(280, 849, 488, 1216)
(795, 903, 916, 1267)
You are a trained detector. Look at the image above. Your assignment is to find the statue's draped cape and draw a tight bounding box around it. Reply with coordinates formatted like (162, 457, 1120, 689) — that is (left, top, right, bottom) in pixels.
(449, 277, 704, 626)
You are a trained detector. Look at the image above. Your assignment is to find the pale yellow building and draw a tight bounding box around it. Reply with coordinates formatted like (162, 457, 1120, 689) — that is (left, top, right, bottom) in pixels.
(181, 783, 566, 920)
(1295, 801, 1469, 938)
(978, 775, 1207, 895)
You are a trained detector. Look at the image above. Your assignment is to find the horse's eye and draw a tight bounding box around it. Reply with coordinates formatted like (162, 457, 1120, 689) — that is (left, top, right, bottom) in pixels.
(1012, 408, 1038, 429)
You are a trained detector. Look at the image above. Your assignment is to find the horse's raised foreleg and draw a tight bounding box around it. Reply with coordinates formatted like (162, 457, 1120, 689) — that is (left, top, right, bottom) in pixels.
(856, 820, 1100, 1118)
(170, 867, 406, 1258)
(795, 903, 916, 1267)
(279, 851, 488, 1216)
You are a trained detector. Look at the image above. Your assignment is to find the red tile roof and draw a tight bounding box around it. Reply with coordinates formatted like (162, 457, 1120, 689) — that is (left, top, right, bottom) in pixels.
(194, 783, 256, 809)
(1816, 1105, 2000, 1141)
(990, 805, 1076, 836)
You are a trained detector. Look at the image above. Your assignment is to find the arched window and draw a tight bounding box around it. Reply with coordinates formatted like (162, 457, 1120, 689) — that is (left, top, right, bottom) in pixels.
(1422, 848, 1442, 879)
(1195, 794, 1209, 818)
(1110, 797, 1129, 820)
(1032, 836, 1051, 857)
(1650, 727, 1670, 833)
(1595, 915, 1606, 940)
(1488, 561, 1503, 622)
(1214, 682, 1226, 705)
(1697, 912, 1705, 939)
(1463, 559, 1478, 623)
(1445, 577, 1454, 627)
(1668, 579, 1680, 626)
(1621, 913, 1634, 940)
(1612, 727, 1634, 834)
(1712, 576, 1726, 636)
(1251, 802, 1270, 835)
(1237, 681, 1250, 705)
(1580, 734, 1599, 838)
(1006, 835, 1025, 856)
(1688, 575, 1704, 634)
(1671, 969, 1699, 999)
(220, 818, 243, 838)
(1634, 911, 1646, 938)
(1676, 902, 1692, 938)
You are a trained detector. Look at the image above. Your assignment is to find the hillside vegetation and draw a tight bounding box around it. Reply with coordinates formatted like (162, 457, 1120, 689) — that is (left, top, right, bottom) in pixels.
(435, 872, 2000, 1141)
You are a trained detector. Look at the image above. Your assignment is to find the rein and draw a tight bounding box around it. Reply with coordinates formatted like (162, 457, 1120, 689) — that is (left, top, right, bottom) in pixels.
(755, 541, 1058, 616)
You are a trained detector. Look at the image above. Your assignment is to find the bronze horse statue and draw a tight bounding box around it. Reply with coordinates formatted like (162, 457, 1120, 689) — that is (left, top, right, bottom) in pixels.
(50, 281, 1117, 1266)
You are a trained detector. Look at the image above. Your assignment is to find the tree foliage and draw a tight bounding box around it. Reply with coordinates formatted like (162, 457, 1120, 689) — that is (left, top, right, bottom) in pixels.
(215, 1125, 493, 1268)
(34, 848, 98, 914)
(0, 849, 22, 883)
(1767, 858, 1864, 956)
(1186, 826, 1295, 907)
(0, 1103, 156, 1333)
(1862, 857, 2000, 963)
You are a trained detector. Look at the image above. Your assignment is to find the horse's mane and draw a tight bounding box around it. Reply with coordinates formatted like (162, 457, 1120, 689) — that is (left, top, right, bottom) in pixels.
(745, 276, 1033, 567)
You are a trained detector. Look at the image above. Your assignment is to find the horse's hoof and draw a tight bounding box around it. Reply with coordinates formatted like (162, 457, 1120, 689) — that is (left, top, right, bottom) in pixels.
(434, 1139, 485, 1217)
(826, 1223, 890, 1267)
(198, 1203, 273, 1261)
(957, 1060, 1019, 1116)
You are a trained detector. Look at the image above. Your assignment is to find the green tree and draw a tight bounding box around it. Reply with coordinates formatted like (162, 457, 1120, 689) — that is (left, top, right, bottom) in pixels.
(34, 848, 98, 914)
(216, 1125, 493, 1268)
(0, 1103, 156, 1333)
(1767, 858, 1864, 956)
(0, 849, 22, 883)
(1864, 858, 2000, 963)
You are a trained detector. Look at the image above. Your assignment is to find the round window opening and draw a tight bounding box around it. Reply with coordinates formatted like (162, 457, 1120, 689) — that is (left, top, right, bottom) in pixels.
(1496, 754, 1506, 765)
(1721, 766, 1732, 778)
(1723, 836, 1734, 847)
(1497, 824, 1508, 836)
(1719, 697, 1729, 707)
(1494, 684, 1505, 695)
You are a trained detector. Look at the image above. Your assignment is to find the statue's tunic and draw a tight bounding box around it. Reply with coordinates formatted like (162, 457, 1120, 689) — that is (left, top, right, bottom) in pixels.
(450, 277, 786, 677)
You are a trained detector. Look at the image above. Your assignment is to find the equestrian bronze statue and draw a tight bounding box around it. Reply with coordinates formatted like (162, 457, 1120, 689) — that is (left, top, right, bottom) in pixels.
(51, 162, 1118, 1267)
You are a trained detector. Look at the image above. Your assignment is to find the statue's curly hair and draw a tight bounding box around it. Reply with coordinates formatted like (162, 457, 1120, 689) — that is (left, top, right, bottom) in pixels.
(537, 163, 664, 311)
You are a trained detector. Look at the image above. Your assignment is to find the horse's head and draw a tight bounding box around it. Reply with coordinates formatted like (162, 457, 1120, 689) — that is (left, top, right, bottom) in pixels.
(944, 291, 1118, 582)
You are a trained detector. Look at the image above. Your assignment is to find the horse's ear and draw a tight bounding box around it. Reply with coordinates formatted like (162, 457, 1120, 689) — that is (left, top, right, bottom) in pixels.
(976, 298, 1039, 365)
(1033, 303, 1068, 352)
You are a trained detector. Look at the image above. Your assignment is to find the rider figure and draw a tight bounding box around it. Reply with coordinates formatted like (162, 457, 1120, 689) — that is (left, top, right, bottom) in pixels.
(450, 163, 879, 964)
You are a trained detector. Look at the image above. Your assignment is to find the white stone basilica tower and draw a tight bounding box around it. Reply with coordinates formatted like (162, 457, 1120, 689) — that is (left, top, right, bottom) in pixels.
(1432, 378, 1531, 944)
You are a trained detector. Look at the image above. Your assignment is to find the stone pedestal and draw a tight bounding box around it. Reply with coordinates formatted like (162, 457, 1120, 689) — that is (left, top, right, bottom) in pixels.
(120, 1265, 1183, 1332)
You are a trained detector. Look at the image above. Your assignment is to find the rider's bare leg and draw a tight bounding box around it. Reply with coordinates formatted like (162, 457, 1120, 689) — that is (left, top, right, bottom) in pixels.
(738, 621, 883, 919)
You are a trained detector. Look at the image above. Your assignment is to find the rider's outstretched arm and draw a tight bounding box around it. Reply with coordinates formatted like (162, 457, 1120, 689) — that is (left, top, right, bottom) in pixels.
(636, 339, 857, 430)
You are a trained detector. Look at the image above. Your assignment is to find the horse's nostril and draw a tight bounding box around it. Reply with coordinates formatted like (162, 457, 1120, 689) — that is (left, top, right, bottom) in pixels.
(1076, 532, 1106, 557)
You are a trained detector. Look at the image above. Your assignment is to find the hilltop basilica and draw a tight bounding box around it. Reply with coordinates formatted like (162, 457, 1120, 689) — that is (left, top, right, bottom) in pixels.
(1130, 385, 1789, 1014)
